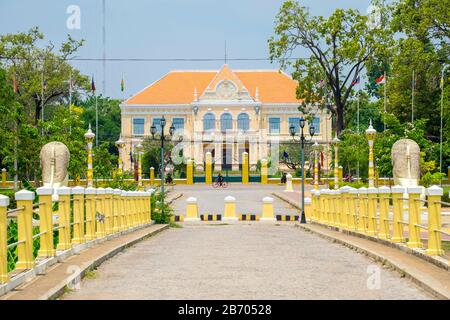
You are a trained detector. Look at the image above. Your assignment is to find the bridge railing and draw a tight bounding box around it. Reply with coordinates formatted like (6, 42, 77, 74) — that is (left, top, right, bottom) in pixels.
(0, 187, 153, 285)
(310, 185, 448, 259)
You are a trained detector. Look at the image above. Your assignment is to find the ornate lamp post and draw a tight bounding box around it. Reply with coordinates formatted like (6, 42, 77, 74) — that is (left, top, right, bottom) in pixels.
(84, 124, 95, 188)
(331, 136, 341, 189)
(366, 120, 377, 188)
(290, 117, 315, 224)
(135, 142, 143, 189)
(313, 142, 320, 190)
(150, 116, 176, 215)
(115, 135, 125, 175)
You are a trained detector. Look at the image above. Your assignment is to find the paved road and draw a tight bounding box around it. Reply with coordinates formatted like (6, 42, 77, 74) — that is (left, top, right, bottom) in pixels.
(170, 183, 302, 216)
(62, 223, 432, 300)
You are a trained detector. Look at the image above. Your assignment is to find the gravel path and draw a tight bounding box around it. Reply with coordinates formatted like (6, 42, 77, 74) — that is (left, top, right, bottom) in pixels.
(62, 223, 433, 300)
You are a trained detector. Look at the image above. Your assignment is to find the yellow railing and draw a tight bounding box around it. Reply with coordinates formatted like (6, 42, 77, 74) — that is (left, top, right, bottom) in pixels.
(310, 185, 448, 259)
(0, 187, 153, 285)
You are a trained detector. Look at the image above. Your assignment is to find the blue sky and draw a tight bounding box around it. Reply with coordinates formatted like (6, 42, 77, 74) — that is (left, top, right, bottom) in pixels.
(0, 0, 383, 99)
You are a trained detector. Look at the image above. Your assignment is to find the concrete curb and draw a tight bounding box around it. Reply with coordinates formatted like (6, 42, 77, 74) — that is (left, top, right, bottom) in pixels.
(296, 224, 450, 300)
(2, 223, 168, 300)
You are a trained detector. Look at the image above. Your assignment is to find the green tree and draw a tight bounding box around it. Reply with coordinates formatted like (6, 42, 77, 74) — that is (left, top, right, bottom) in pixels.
(269, 0, 394, 134)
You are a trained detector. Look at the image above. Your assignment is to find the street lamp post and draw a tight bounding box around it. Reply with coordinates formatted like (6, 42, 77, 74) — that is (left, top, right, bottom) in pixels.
(290, 117, 315, 224)
(313, 142, 320, 190)
(440, 64, 448, 185)
(135, 143, 143, 189)
(84, 124, 95, 188)
(150, 116, 175, 215)
(366, 120, 377, 188)
(115, 135, 125, 175)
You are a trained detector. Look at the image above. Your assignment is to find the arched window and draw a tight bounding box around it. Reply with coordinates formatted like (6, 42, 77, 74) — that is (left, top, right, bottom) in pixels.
(220, 113, 233, 132)
(203, 113, 215, 131)
(237, 113, 250, 132)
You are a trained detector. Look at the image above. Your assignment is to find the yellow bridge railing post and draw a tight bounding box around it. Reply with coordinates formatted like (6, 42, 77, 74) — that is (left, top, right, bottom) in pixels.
(310, 190, 317, 221)
(316, 190, 323, 222)
(36, 187, 55, 257)
(321, 189, 330, 224)
(329, 190, 338, 227)
(261, 159, 268, 184)
(85, 187, 97, 241)
(357, 187, 367, 233)
(56, 187, 72, 251)
(113, 189, 121, 232)
(339, 186, 350, 229)
(348, 187, 358, 230)
(378, 186, 391, 240)
(138, 191, 145, 225)
(15, 189, 35, 270)
(367, 187, 378, 236)
(132, 192, 140, 226)
(391, 186, 405, 243)
(72, 186, 85, 244)
(105, 188, 114, 234)
(425, 186, 444, 256)
(95, 187, 107, 238)
(304, 197, 312, 221)
(0, 194, 9, 283)
(185, 197, 200, 221)
(407, 187, 423, 249)
(122, 191, 132, 229)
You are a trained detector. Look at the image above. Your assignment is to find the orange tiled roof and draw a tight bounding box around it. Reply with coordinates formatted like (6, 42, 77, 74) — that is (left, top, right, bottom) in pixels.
(124, 65, 301, 105)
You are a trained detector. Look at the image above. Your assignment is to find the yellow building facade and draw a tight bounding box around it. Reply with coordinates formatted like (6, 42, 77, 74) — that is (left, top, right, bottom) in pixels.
(120, 64, 332, 172)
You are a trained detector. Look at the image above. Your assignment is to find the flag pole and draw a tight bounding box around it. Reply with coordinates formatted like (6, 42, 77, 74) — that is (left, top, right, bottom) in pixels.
(95, 93, 98, 147)
(41, 71, 44, 136)
(384, 71, 387, 131)
(412, 70, 415, 124)
(440, 65, 448, 184)
(69, 70, 72, 135)
(357, 91, 360, 181)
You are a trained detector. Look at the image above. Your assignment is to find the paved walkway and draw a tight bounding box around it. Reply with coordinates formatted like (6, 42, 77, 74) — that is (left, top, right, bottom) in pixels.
(62, 223, 433, 300)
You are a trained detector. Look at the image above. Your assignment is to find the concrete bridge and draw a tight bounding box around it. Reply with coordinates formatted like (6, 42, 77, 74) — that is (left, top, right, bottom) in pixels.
(0, 184, 449, 300)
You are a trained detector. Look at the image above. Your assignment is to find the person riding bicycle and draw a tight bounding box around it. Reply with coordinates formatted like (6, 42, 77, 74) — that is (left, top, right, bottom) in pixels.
(216, 173, 224, 186)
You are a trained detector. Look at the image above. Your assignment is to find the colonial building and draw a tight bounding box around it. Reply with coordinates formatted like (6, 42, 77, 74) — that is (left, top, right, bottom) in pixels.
(119, 64, 332, 172)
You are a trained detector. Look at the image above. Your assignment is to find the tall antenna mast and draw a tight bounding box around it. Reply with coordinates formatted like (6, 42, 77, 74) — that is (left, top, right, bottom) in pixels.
(102, 0, 106, 96)
(224, 40, 227, 64)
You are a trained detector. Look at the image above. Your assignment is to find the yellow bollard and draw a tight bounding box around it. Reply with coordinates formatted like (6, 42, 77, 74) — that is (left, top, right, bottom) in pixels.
(378, 186, 391, 239)
(357, 187, 367, 233)
(223, 196, 238, 222)
(348, 187, 358, 230)
(284, 173, 294, 192)
(339, 186, 350, 228)
(186, 160, 194, 185)
(15, 189, 35, 270)
(129, 192, 137, 226)
(425, 186, 444, 256)
(95, 187, 107, 238)
(407, 187, 423, 249)
(104, 188, 114, 234)
(113, 189, 122, 232)
(242, 152, 249, 184)
(85, 187, 97, 240)
(122, 191, 132, 229)
(261, 159, 268, 184)
(366, 187, 378, 236)
(310, 190, 317, 221)
(71, 186, 85, 244)
(185, 197, 200, 221)
(1, 168, 6, 188)
(150, 167, 155, 185)
(315, 190, 322, 222)
(205, 152, 212, 184)
(0, 194, 9, 283)
(138, 191, 145, 224)
(36, 187, 55, 257)
(56, 187, 72, 251)
(260, 196, 276, 222)
(391, 186, 405, 243)
(304, 197, 312, 221)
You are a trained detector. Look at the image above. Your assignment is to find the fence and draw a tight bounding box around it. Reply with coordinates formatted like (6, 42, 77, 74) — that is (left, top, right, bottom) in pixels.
(0, 186, 152, 285)
(310, 185, 449, 258)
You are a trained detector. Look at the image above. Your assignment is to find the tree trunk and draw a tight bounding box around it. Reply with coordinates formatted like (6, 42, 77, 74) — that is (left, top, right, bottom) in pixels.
(335, 101, 345, 136)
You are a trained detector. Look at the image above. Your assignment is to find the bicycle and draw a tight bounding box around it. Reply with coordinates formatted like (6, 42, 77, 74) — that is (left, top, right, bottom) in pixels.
(212, 181, 228, 188)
